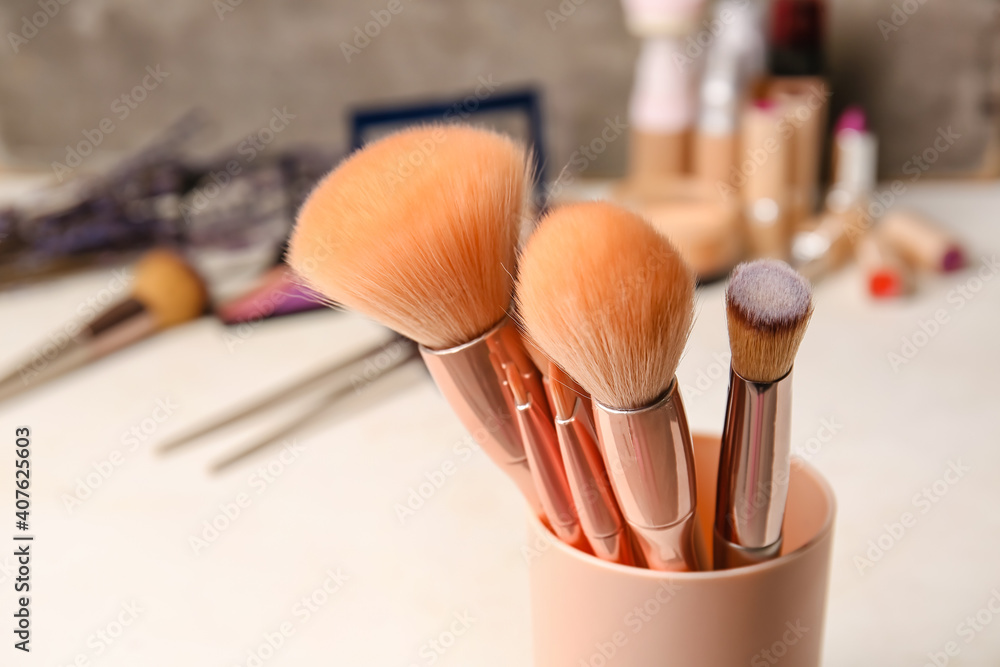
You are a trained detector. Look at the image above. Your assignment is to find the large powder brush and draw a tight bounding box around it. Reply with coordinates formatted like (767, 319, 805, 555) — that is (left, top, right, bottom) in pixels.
(289, 124, 583, 535)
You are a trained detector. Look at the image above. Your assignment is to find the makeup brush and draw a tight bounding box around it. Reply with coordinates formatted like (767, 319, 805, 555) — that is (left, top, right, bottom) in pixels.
(0, 250, 208, 402)
(288, 124, 576, 527)
(545, 363, 638, 565)
(517, 201, 700, 571)
(522, 336, 635, 563)
(714, 259, 813, 569)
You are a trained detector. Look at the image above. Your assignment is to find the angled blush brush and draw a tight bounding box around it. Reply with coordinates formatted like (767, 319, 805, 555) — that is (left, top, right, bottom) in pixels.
(714, 259, 813, 569)
(288, 124, 581, 528)
(0, 250, 208, 402)
(518, 201, 700, 571)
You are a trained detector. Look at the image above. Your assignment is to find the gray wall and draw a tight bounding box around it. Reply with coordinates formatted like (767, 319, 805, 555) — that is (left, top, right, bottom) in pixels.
(0, 0, 997, 180)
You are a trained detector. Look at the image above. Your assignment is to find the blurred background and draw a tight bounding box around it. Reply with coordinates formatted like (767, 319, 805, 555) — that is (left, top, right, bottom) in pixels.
(2, 0, 1000, 665)
(0, 0, 998, 177)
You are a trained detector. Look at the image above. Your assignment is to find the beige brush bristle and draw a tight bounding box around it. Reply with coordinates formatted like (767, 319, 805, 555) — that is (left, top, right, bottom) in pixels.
(520, 335, 552, 374)
(516, 201, 695, 410)
(131, 250, 208, 327)
(287, 125, 529, 350)
(726, 260, 813, 383)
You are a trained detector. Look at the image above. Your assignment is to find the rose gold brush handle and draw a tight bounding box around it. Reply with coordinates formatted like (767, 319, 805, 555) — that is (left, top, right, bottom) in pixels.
(0, 299, 158, 403)
(714, 368, 793, 569)
(501, 364, 588, 552)
(419, 317, 544, 517)
(594, 379, 699, 571)
(546, 371, 637, 565)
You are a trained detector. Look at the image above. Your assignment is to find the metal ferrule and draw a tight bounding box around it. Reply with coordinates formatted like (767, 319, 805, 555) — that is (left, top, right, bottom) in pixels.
(419, 317, 544, 517)
(547, 376, 635, 565)
(594, 379, 699, 571)
(713, 367, 793, 569)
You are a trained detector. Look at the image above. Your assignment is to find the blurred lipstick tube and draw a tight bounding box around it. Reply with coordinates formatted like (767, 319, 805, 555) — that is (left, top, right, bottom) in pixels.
(497, 352, 587, 551)
(629, 36, 696, 181)
(792, 213, 853, 282)
(826, 107, 877, 216)
(742, 100, 792, 260)
(694, 0, 767, 183)
(857, 234, 915, 298)
(420, 317, 546, 518)
(879, 210, 965, 273)
(546, 365, 637, 565)
(620, 0, 704, 35)
(768, 77, 829, 228)
(594, 380, 699, 571)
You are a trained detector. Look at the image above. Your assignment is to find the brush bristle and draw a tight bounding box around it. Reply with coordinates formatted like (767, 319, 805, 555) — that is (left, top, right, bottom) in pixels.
(287, 125, 529, 350)
(516, 201, 695, 410)
(520, 336, 552, 375)
(131, 250, 208, 327)
(725, 260, 813, 383)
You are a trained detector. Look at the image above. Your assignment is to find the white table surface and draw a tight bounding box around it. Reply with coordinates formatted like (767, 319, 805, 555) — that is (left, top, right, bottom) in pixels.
(2, 181, 1000, 666)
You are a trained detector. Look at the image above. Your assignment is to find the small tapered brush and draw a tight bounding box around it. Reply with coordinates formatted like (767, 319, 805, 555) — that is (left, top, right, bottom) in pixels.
(714, 259, 813, 569)
(0, 250, 208, 402)
(287, 124, 580, 535)
(517, 201, 700, 571)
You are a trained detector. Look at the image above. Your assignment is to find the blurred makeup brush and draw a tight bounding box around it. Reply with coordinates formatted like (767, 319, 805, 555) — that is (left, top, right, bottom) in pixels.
(211, 340, 420, 473)
(714, 259, 813, 569)
(0, 250, 208, 402)
(288, 124, 573, 524)
(158, 335, 410, 455)
(518, 201, 700, 572)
